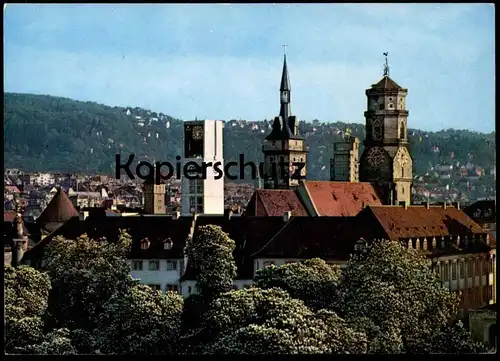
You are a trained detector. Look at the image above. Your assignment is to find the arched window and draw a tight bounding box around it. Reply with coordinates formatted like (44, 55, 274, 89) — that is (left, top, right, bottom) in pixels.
(401, 166, 404, 178)
(372, 119, 382, 140)
(400, 122, 406, 139)
(163, 237, 173, 250)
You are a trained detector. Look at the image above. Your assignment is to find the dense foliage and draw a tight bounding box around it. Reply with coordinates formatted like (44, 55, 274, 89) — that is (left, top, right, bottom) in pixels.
(4, 92, 496, 181)
(4, 228, 489, 355)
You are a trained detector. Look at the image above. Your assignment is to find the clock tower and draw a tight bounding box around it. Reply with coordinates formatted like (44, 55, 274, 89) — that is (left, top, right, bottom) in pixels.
(181, 119, 224, 215)
(261, 52, 308, 189)
(359, 55, 412, 205)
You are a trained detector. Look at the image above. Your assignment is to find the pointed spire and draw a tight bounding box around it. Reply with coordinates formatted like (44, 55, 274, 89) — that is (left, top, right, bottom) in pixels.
(280, 53, 291, 91)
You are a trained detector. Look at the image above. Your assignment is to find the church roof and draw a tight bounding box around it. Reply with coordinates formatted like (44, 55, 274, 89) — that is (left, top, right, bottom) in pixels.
(371, 75, 403, 90)
(302, 181, 383, 217)
(36, 188, 79, 226)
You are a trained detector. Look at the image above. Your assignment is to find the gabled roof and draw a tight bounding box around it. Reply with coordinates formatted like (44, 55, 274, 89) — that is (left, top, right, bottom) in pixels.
(371, 76, 402, 90)
(367, 205, 487, 240)
(302, 181, 382, 217)
(250, 216, 362, 260)
(244, 189, 309, 217)
(36, 188, 79, 226)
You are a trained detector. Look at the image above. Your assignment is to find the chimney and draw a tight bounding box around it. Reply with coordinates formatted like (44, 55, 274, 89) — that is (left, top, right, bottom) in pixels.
(486, 234, 490, 245)
(193, 212, 198, 221)
(425, 201, 430, 209)
(79, 211, 89, 221)
(227, 209, 234, 219)
(283, 211, 292, 222)
(443, 202, 447, 210)
(403, 201, 408, 210)
(172, 211, 181, 220)
(455, 202, 460, 210)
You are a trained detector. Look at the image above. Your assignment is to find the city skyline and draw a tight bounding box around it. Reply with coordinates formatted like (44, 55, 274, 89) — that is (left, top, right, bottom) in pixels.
(4, 3, 495, 133)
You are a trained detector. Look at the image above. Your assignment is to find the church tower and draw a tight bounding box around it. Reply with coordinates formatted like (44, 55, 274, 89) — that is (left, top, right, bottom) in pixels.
(262, 51, 308, 189)
(359, 54, 412, 205)
(143, 163, 166, 214)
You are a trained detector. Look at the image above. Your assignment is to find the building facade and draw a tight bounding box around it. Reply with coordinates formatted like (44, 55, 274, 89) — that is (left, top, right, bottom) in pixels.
(331, 135, 360, 182)
(181, 119, 224, 215)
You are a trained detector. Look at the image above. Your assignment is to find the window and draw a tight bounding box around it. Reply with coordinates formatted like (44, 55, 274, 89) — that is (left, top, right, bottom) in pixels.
(141, 238, 150, 250)
(452, 262, 457, 280)
(132, 260, 143, 271)
(263, 261, 275, 268)
(467, 259, 473, 276)
(166, 284, 179, 292)
(188, 286, 192, 294)
(163, 238, 173, 250)
(149, 260, 160, 271)
(189, 196, 203, 213)
(189, 179, 204, 194)
(372, 119, 382, 140)
(166, 260, 177, 271)
(459, 261, 465, 278)
(149, 284, 162, 291)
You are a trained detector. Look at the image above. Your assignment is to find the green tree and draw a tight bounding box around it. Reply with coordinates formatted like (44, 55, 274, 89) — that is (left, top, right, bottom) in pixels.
(4, 265, 51, 353)
(181, 225, 238, 350)
(20, 328, 78, 355)
(41, 231, 136, 332)
(185, 225, 237, 299)
(336, 239, 486, 353)
(93, 284, 183, 355)
(202, 287, 367, 354)
(253, 258, 340, 310)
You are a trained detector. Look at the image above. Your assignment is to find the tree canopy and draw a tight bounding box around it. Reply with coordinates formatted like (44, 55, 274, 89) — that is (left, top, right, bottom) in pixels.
(4, 228, 489, 355)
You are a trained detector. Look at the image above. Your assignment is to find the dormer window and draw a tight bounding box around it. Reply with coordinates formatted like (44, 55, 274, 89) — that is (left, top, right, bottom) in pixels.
(163, 238, 173, 250)
(141, 238, 150, 250)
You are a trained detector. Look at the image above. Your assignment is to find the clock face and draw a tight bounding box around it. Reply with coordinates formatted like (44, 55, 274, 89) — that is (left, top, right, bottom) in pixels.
(370, 98, 379, 111)
(192, 126, 203, 140)
(367, 147, 385, 168)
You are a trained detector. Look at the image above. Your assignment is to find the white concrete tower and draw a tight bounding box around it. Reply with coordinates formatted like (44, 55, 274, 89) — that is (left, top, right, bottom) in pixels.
(181, 119, 224, 215)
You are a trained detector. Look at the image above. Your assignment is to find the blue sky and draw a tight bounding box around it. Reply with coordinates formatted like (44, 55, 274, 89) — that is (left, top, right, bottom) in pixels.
(4, 3, 495, 132)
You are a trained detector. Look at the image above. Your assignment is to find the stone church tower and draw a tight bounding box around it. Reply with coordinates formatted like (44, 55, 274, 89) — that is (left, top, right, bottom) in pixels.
(262, 53, 308, 189)
(143, 163, 166, 214)
(359, 56, 412, 205)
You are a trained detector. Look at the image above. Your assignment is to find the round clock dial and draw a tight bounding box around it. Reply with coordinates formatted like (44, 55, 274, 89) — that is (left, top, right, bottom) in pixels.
(192, 126, 203, 140)
(367, 147, 385, 167)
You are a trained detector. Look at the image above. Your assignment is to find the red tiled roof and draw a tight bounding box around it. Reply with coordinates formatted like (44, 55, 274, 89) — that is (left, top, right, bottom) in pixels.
(302, 181, 382, 217)
(36, 188, 79, 226)
(371, 76, 402, 90)
(244, 189, 308, 217)
(5, 186, 20, 194)
(4, 211, 16, 222)
(368, 205, 487, 240)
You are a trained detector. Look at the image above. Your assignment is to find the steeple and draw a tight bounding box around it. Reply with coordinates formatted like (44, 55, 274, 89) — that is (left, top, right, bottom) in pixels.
(279, 55, 292, 127)
(280, 53, 290, 91)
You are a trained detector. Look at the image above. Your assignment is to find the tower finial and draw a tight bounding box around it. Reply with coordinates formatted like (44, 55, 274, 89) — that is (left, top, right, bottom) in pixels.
(383, 52, 389, 77)
(282, 43, 288, 57)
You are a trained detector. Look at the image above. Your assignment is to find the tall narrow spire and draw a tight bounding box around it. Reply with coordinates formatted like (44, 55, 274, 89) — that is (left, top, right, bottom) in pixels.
(279, 47, 291, 126)
(280, 52, 290, 91)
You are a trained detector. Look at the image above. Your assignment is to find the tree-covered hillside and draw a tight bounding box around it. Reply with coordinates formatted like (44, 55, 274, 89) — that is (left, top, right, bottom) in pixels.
(4, 92, 496, 182)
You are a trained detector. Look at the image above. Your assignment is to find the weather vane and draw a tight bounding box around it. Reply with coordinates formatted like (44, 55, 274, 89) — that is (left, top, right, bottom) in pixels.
(282, 43, 288, 56)
(383, 52, 389, 77)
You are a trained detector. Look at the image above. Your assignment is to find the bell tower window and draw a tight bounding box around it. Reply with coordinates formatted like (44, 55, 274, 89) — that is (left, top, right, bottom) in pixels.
(372, 119, 382, 140)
